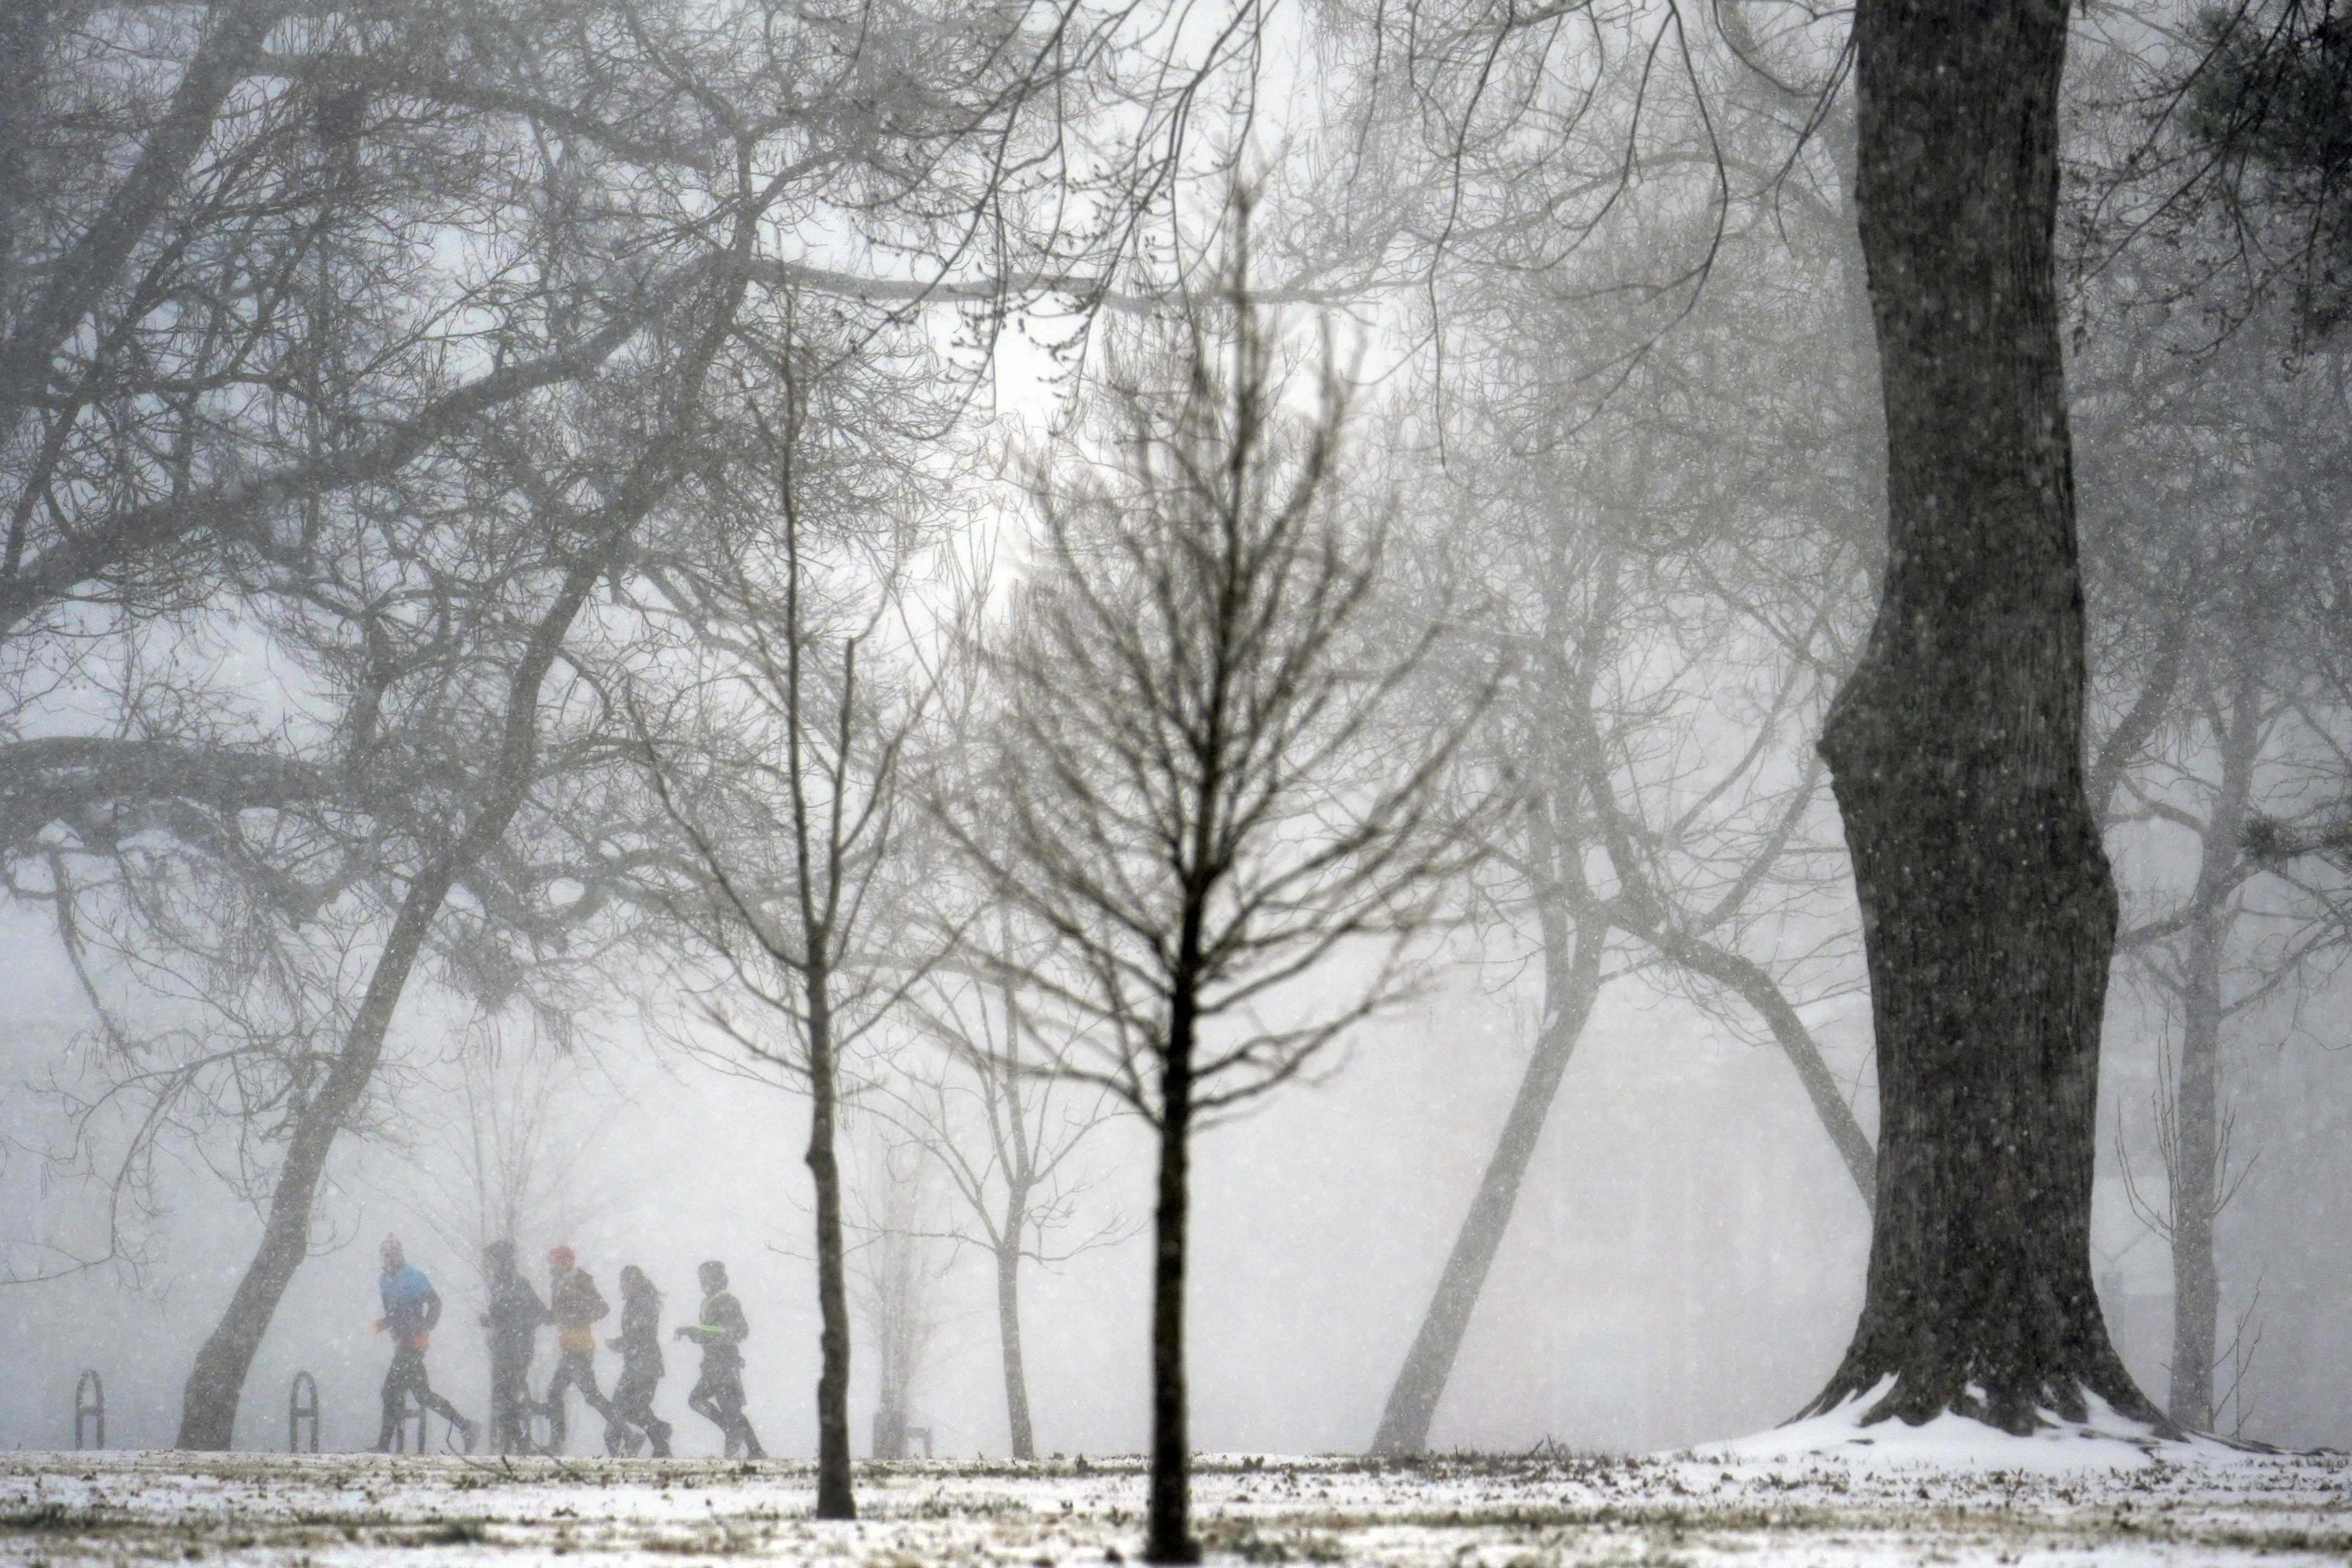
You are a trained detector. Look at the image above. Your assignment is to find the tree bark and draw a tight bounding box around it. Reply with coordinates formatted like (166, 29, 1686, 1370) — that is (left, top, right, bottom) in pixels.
(807, 970, 856, 1516)
(176, 861, 463, 1449)
(2164, 667, 2260, 1430)
(1146, 998, 1197, 1565)
(996, 1234, 1038, 1460)
(2169, 893, 2224, 1430)
(0, 1, 51, 306)
(175, 545, 612, 1449)
(1806, 0, 2164, 1432)
(1369, 901, 1604, 1455)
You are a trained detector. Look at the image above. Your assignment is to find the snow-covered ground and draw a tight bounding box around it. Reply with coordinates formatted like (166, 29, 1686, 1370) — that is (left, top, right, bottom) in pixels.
(3, 1438, 2345, 1565)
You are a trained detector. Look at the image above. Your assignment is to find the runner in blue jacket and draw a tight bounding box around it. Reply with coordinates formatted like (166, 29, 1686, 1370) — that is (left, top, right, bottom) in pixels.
(373, 1235, 476, 1453)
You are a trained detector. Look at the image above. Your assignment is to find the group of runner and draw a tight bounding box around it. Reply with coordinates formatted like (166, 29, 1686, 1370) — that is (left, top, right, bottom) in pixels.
(372, 1234, 764, 1458)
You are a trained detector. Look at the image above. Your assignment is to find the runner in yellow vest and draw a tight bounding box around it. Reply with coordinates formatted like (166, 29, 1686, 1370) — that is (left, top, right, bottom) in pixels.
(675, 1260, 764, 1459)
(539, 1244, 616, 1451)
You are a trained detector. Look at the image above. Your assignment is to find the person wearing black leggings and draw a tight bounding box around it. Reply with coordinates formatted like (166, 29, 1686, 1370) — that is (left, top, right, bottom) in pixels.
(675, 1260, 763, 1459)
(603, 1264, 674, 1456)
(540, 1245, 616, 1451)
(372, 1235, 476, 1453)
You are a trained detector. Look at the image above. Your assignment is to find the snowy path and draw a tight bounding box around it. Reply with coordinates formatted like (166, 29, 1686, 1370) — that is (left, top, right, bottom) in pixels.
(2, 1445, 2345, 1565)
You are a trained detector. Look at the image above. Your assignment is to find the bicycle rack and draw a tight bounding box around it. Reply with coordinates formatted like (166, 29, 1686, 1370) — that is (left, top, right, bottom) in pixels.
(289, 1370, 320, 1453)
(394, 1390, 431, 1454)
(73, 1370, 104, 1450)
(526, 1383, 553, 1455)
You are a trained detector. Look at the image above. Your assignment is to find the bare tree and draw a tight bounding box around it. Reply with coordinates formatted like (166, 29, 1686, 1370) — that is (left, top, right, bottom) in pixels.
(629, 310, 959, 1515)
(1318, 0, 2238, 1442)
(5, 0, 1165, 1451)
(0, 1, 706, 658)
(880, 930, 1135, 1459)
(1793, 0, 2171, 1430)
(846, 1131, 951, 1461)
(172, 446, 717, 1450)
(1359, 45, 1884, 1448)
(1289, 0, 2170, 1435)
(942, 207, 1493, 1562)
(1372, 457, 1874, 1452)
(0, 0, 1189, 663)
(391, 1022, 615, 1286)
(2070, 231, 2352, 1430)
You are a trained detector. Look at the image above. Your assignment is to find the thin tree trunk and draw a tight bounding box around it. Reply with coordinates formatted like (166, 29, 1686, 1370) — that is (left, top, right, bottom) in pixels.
(996, 977, 1040, 1461)
(176, 545, 613, 1449)
(1370, 901, 1604, 1455)
(2166, 668, 2259, 1430)
(996, 1234, 1037, 1460)
(2169, 905, 2224, 1430)
(807, 972, 856, 1516)
(176, 863, 462, 1449)
(1627, 917, 1877, 1205)
(1806, 0, 2162, 1431)
(172, 198, 751, 1448)
(1146, 998, 1197, 1565)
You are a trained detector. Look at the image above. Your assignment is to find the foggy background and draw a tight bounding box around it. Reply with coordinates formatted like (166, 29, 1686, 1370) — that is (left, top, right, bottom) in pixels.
(9, 873, 2348, 1456)
(5, 0, 2351, 1468)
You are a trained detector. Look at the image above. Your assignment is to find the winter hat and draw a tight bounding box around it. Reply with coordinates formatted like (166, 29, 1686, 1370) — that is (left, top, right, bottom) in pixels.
(380, 1234, 404, 1267)
(547, 1244, 577, 1269)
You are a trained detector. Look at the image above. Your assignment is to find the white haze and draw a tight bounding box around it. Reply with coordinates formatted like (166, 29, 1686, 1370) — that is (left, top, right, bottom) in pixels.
(9, 859, 2350, 1456)
(4, 0, 2352, 1475)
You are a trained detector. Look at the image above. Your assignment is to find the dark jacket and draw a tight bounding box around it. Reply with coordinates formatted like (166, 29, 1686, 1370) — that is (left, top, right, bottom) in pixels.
(484, 1268, 549, 1357)
(610, 1289, 665, 1376)
(551, 1267, 609, 1353)
(680, 1289, 748, 1370)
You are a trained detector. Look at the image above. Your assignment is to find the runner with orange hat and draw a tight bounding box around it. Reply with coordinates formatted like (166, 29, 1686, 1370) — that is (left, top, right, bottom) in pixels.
(538, 1243, 615, 1452)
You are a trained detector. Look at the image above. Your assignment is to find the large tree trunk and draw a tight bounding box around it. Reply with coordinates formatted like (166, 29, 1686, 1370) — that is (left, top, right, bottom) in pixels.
(1145, 1001, 1197, 1565)
(176, 547, 612, 1450)
(1806, 0, 2163, 1432)
(995, 1233, 1037, 1460)
(1369, 901, 1604, 1455)
(807, 972, 856, 1517)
